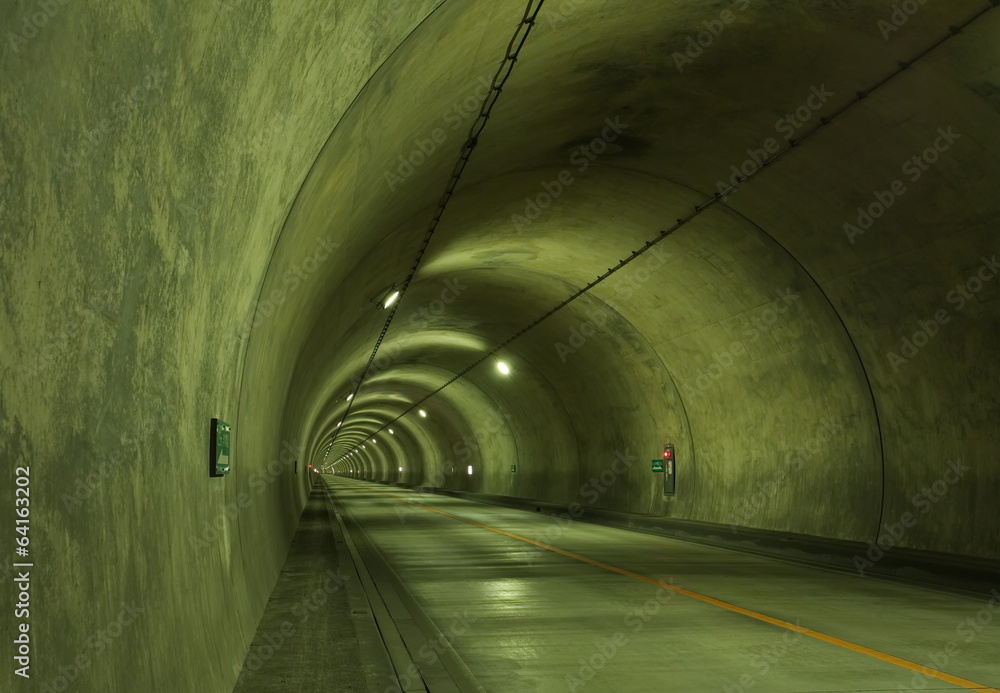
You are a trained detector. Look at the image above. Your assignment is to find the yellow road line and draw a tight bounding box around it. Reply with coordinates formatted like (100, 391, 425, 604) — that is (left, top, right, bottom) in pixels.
(334, 480, 999, 693)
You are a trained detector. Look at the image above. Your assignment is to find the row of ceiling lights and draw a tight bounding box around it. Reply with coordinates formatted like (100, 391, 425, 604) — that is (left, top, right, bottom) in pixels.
(337, 464, 476, 476)
(323, 284, 510, 462)
(326, 360, 511, 466)
(327, 1, 547, 458)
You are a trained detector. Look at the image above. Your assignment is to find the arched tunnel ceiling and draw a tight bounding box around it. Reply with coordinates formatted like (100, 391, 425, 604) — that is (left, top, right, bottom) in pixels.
(253, 0, 999, 552)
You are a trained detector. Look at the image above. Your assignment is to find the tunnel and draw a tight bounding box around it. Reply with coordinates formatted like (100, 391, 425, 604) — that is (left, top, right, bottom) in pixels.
(3, 0, 1000, 691)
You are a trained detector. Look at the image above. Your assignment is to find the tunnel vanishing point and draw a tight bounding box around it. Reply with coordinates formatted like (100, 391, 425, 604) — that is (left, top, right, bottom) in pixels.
(3, 1, 1000, 692)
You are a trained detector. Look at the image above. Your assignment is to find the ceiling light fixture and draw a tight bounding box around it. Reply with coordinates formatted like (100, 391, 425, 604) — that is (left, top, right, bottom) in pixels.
(382, 290, 401, 309)
(370, 283, 404, 310)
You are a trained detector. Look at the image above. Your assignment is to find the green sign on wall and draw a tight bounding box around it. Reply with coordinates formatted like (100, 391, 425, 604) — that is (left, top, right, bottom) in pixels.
(651, 459, 663, 472)
(211, 418, 231, 477)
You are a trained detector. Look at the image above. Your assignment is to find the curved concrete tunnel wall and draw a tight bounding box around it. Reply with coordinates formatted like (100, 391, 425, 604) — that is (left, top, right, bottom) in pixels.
(279, 0, 998, 559)
(4, 1, 999, 692)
